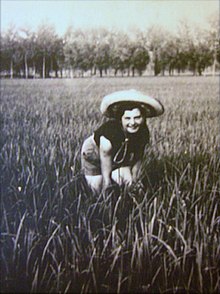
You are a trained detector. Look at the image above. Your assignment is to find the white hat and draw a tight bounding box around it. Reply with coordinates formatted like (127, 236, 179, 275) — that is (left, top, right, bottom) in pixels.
(100, 89, 164, 118)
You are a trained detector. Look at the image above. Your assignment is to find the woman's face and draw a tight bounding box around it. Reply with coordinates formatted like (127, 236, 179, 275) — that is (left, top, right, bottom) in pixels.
(121, 108, 144, 134)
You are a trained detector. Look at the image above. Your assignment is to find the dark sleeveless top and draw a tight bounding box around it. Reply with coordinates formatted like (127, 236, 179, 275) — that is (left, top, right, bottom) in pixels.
(94, 119, 150, 168)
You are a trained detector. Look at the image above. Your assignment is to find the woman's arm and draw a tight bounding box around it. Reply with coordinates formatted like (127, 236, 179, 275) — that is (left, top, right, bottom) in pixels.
(132, 160, 142, 181)
(100, 136, 113, 189)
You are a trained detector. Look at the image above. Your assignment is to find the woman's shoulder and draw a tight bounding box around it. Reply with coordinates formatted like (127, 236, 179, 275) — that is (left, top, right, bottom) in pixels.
(94, 119, 122, 145)
(96, 119, 120, 133)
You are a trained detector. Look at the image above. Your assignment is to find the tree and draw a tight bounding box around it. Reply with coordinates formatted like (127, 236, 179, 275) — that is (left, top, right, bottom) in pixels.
(190, 28, 213, 75)
(0, 34, 11, 75)
(130, 44, 149, 76)
(145, 25, 168, 76)
(1, 17, 219, 78)
(110, 31, 131, 76)
(176, 20, 198, 74)
(1, 25, 19, 78)
(72, 29, 94, 76)
(16, 28, 38, 78)
(177, 18, 218, 75)
(206, 13, 220, 75)
(90, 28, 111, 77)
(35, 23, 59, 78)
(63, 26, 76, 77)
(48, 36, 64, 78)
(64, 27, 94, 77)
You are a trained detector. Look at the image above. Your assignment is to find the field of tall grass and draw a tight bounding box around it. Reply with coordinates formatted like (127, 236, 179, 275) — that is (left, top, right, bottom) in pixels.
(1, 76, 220, 293)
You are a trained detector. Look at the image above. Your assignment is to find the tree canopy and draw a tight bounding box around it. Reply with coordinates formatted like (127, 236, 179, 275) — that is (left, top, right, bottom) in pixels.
(1, 19, 219, 78)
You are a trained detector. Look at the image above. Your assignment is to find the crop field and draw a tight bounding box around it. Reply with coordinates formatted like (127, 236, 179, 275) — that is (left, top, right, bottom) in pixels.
(1, 76, 220, 293)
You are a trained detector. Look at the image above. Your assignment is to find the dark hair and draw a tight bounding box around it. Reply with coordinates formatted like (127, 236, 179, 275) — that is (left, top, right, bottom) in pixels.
(110, 102, 147, 120)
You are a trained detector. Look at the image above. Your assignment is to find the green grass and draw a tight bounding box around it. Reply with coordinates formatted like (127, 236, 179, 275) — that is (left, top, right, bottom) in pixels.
(1, 76, 220, 293)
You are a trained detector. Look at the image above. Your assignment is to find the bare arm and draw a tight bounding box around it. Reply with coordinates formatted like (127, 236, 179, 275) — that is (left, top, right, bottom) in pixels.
(132, 160, 142, 181)
(100, 136, 113, 189)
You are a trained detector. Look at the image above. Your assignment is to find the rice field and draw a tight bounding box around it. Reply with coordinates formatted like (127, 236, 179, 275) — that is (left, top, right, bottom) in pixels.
(0, 76, 220, 293)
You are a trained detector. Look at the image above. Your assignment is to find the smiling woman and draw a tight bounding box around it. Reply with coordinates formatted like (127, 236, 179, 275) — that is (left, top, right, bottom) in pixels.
(121, 108, 144, 134)
(80, 89, 164, 193)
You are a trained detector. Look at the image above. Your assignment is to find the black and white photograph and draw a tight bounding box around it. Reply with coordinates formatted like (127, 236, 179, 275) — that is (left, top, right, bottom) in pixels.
(1, 0, 219, 293)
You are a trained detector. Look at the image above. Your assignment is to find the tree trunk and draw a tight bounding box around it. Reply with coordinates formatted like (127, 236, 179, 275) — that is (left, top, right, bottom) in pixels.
(198, 65, 202, 76)
(42, 54, 46, 79)
(154, 58, 160, 76)
(169, 64, 173, 76)
(50, 57, 53, 78)
(212, 58, 217, 76)
(24, 54, 28, 79)
(70, 68, 74, 78)
(132, 67, 135, 77)
(10, 59, 14, 79)
(33, 61, 36, 79)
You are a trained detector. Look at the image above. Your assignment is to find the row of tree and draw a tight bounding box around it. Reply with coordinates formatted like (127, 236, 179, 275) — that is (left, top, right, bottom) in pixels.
(1, 17, 219, 78)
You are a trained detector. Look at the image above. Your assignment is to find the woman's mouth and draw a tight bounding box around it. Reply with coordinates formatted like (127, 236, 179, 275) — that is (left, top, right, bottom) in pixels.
(127, 125, 139, 132)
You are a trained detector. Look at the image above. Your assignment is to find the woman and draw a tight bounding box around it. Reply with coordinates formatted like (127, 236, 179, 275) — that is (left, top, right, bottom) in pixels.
(81, 89, 164, 193)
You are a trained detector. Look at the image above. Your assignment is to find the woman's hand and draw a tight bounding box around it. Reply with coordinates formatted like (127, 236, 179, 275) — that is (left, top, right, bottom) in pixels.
(102, 178, 112, 189)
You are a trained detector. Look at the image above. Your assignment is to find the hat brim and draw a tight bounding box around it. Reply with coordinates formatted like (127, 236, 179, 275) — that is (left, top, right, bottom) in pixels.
(100, 89, 164, 118)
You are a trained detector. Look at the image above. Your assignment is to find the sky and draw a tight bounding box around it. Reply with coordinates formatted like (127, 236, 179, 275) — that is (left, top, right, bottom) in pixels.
(1, 0, 219, 36)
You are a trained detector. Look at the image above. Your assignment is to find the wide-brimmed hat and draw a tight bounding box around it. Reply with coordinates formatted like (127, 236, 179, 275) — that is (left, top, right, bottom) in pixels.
(100, 89, 164, 118)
